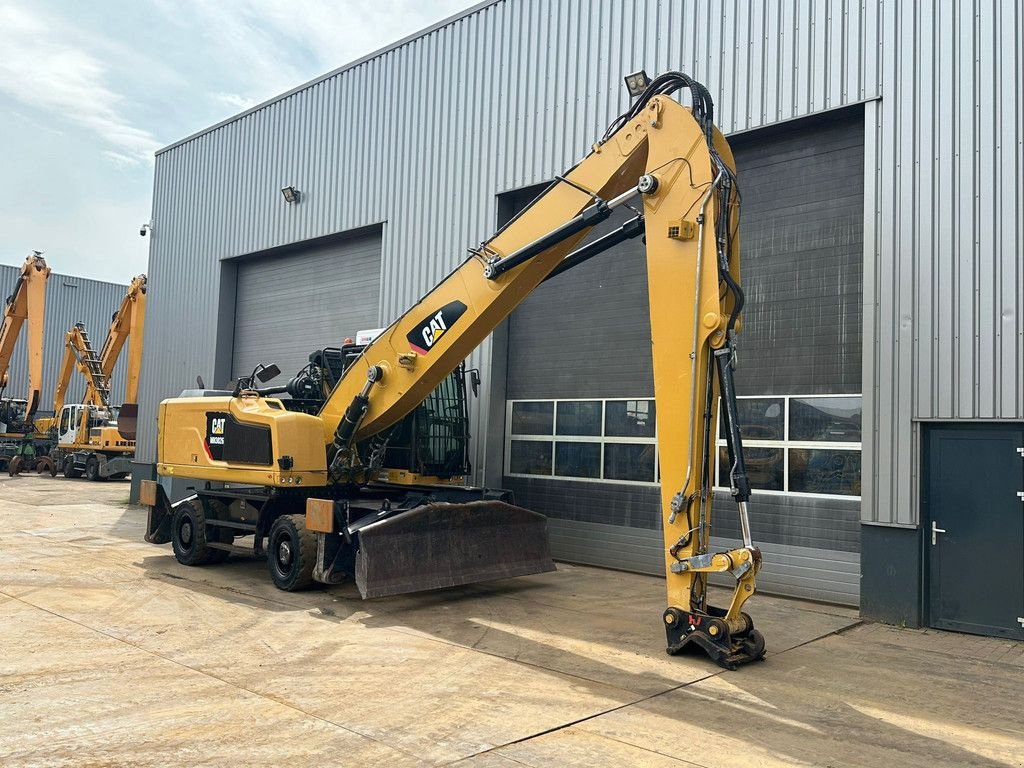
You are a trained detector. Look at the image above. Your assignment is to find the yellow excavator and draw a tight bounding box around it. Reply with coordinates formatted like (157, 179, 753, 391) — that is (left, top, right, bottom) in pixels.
(142, 72, 764, 668)
(0, 252, 51, 471)
(34, 275, 147, 480)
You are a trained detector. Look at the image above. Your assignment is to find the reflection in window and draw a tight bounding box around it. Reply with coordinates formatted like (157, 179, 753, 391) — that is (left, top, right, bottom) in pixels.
(718, 446, 784, 491)
(556, 401, 602, 436)
(605, 400, 656, 437)
(511, 402, 553, 435)
(789, 449, 861, 495)
(789, 397, 862, 442)
(555, 442, 601, 478)
(719, 397, 785, 440)
(604, 443, 656, 482)
(509, 440, 552, 475)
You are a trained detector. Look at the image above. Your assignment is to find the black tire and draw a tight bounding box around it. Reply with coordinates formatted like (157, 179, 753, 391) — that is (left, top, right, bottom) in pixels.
(84, 456, 101, 482)
(205, 499, 232, 564)
(63, 457, 82, 479)
(267, 514, 316, 591)
(171, 499, 214, 566)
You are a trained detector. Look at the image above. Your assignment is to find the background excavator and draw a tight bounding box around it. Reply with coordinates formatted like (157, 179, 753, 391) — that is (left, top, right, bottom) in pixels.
(142, 72, 764, 669)
(0, 252, 51, 472)
(22, 274, 147, 480)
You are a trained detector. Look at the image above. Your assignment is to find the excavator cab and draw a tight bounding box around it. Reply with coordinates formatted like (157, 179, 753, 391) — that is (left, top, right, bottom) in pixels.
(286, 336, 472, 484)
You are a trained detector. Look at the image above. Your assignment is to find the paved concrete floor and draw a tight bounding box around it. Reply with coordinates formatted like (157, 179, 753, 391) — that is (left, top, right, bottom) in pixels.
(0, 475, 1021, 767)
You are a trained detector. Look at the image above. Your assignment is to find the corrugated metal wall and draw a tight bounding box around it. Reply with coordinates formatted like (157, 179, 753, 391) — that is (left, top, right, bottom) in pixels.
(141, 0, 1024, 532)
(863, 2, 1024, 526)
(0, 264, 129, 413)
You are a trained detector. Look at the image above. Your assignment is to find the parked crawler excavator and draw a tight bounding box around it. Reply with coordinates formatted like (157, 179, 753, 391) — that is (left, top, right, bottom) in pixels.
(142, 72, 764, 669)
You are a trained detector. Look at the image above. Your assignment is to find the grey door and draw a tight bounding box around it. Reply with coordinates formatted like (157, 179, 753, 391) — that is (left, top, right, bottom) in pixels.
(925, 424, 1024, 639)
(232, 230, 382, 382)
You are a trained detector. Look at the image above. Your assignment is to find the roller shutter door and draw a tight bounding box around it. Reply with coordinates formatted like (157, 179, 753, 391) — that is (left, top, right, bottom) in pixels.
(232, 231, 382, 380)
(501, 108, 865, 605)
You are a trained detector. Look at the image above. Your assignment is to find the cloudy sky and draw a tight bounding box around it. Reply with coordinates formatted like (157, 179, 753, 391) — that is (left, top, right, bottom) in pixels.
(0, 0, 471, 283)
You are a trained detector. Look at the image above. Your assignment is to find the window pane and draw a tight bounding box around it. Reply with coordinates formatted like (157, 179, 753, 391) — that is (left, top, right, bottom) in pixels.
(556, 401, 602, 436)
(717, 446, 783, 491)
(509, 440, 552, 475)
(604, 443, 656, 482)
(511, 402, 553, 435)
(605, 400, 656, 437)
(789, 449, 861, 495)
(555, 442, 601, 478)
(719, 397, 785, 440)
(789, 397, 862, 442)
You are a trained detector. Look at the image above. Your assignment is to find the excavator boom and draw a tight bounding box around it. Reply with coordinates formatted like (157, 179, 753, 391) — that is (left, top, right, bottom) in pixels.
(0, 253, 51, 422)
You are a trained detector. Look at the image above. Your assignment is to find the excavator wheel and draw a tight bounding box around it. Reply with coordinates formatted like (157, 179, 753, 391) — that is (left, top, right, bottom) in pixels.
(63, 457, 82, 479)
(84, 457, 102, 482)
(171, 499, 216, 566)
(267, 514, 316, 591)
(7, 456, 23, 476)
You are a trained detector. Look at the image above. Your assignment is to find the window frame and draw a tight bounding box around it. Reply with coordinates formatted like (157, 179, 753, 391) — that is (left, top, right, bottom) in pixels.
(505, 394, 863, 500)
(505, 397, 659, 485)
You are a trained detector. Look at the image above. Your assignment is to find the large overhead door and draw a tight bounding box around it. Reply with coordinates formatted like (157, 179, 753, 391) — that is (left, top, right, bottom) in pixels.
(232, 230, 382, 381)
(501, 108, 865, 605)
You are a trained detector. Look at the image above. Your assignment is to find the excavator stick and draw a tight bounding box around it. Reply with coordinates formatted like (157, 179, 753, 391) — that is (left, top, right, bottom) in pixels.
(353, 501, 554, 598)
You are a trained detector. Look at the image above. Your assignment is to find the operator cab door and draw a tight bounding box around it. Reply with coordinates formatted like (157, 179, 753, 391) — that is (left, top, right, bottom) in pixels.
(924, 423, 1024, 639)
(58, 405, 83, 447)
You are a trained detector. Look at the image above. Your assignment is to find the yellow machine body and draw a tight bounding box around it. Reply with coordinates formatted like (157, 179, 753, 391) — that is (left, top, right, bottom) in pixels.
(156, 395, 328, 486)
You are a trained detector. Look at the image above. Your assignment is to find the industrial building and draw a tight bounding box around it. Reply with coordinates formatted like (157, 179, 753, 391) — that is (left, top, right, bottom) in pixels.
(134, 0, 1023, 637)
(0, 262, 129, 413)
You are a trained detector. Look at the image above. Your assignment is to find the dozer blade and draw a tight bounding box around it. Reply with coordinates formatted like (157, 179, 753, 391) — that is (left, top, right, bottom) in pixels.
(354, 500, 555, 599)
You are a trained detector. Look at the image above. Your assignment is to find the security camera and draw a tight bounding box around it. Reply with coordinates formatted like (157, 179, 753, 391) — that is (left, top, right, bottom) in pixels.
(139, 223, 152, 237)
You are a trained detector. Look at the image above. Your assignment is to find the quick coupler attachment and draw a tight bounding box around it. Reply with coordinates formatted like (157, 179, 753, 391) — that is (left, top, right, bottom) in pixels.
(663, 605, 766, 670)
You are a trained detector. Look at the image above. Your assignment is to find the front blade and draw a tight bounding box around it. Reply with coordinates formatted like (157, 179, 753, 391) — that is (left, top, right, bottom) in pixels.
(354, 500, 555, 599)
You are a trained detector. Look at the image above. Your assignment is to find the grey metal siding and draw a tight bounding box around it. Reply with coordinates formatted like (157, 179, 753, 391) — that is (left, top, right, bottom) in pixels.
(230, 231, 382, 380)
(0, 265, 129, 413)
(863, 2, 1024, 526)
(546, 519, 859, 606)
(140, 0, 1024, 534)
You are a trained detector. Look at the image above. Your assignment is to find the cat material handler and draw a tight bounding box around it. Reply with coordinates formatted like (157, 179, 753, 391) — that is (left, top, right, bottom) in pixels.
(142, 72, 764, 668)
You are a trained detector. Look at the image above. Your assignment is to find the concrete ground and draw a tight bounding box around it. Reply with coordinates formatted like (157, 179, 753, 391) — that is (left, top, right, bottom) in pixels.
(0, 476, 1021, 768)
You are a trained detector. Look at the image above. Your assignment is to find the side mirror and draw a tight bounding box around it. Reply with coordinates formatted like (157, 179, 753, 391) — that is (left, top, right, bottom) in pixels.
(467, 368, 481, 397)
(257, 364, 280, 383)
(196, 375, 205, 389)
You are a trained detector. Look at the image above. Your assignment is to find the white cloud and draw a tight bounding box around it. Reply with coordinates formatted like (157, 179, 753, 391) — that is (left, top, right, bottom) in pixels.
(211, 92, 261, 112)
(165, 0, 472, 101)
(0, 3, 162, 165)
